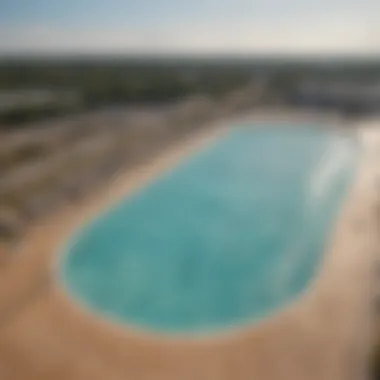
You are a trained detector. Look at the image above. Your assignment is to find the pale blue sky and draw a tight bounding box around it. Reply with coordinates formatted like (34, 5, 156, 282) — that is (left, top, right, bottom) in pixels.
(0, 0, 379, 56)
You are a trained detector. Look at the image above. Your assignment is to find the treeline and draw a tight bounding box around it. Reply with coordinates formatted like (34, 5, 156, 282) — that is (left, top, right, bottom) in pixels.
(1, 57, 379, 127)
(0, 59, 254, 127)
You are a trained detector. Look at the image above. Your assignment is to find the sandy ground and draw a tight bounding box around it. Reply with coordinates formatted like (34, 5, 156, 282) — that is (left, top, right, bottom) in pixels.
(0, 113, 379, 380)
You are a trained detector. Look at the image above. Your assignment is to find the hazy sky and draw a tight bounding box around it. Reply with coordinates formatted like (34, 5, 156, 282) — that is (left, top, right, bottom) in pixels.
(0, 0, 379, 56)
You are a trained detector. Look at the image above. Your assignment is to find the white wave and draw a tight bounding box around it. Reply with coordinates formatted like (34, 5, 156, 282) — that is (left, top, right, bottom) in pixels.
(309, 138, 352, 201)
(273, 138, 354, 298)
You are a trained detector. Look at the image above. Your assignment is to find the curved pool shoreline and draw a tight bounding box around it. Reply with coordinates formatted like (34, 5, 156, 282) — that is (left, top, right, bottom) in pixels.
(57, 123, 360, 336)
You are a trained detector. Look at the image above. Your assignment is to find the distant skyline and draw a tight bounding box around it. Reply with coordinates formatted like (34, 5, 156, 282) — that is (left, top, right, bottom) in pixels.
(0, 0, 379, 56)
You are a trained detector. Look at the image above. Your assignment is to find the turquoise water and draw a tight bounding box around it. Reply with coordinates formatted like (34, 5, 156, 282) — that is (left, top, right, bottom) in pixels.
(60, 125, 358, 333)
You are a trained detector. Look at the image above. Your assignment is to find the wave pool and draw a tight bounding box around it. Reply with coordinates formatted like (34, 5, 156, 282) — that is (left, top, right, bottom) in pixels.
(59, 124, 359, 334)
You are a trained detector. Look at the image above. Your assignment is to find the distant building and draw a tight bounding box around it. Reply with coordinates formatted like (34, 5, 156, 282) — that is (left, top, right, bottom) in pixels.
(0, 89, 81, 113)
(293, 81, 380, 115)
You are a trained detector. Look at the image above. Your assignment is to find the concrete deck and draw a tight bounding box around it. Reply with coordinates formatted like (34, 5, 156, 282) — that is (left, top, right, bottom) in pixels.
(0, 117, 378, 380)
